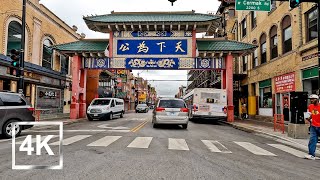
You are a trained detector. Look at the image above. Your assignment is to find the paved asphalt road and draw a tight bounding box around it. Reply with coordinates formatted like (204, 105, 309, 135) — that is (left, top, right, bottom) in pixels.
(0, 111, 319, 180)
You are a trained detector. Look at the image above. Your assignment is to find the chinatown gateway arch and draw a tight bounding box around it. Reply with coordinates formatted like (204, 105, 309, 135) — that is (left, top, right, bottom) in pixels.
(53, 11, 257, 122)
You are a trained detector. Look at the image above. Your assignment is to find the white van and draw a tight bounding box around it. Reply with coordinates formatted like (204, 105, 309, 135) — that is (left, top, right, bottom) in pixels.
(87, 98, 125, 121)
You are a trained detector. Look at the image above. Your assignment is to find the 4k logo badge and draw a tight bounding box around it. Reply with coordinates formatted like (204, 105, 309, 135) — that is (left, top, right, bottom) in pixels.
(12, 122, 63, 170)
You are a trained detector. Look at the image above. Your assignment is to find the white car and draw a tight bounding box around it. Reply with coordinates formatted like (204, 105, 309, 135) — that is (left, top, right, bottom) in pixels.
(87, 98, 124, 121)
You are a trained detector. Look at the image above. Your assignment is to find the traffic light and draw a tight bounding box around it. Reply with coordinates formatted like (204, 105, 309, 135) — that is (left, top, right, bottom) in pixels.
(289, 0, 300, 8)
(10, 49, 20, 68)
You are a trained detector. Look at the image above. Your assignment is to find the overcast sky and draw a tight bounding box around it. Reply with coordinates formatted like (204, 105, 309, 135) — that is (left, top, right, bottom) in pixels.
(41, 0, 221, 97)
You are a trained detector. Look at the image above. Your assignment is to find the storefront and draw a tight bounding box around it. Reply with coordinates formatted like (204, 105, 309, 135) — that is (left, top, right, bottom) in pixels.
(302, 66, 318, 95)
(259, 79, 272, 116)
(274, 72, 295, 122)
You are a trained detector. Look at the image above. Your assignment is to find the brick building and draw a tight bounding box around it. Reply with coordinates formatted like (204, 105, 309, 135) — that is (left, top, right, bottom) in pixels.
(218, 1, 318, 121)
(0, 0, 81, 115)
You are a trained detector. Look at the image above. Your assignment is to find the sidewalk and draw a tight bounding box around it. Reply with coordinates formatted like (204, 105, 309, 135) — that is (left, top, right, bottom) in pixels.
(222, 118, 320, 156)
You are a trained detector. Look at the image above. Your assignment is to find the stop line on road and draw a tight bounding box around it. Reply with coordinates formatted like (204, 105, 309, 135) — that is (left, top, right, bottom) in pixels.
(10, 134, 309, 158)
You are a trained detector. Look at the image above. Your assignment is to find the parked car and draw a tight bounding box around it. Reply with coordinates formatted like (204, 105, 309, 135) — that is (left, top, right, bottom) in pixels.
(0, 91, 35, 138)
(152, 98, 189, 129)
(87, 98, 125, 121)
(136, 104, 149, 113)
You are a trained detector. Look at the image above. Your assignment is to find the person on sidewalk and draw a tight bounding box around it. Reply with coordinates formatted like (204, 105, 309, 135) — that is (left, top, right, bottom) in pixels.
(241, 103, 247, 120)
(305, 94, 320, 160)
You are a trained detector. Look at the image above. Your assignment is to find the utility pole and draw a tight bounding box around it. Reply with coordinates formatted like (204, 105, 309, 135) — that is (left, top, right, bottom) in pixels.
(18, 0, 27, 94)
(317, 3, 319, 95)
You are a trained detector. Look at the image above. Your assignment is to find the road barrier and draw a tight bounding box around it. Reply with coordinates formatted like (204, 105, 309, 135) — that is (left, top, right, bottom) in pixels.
(274, 114, 284, 134)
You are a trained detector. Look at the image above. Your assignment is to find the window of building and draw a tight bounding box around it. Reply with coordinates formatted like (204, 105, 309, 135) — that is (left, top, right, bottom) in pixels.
(270, 25, 278, 59)
(241, 19, 247, 38)
(252, 40, 258, 68)
(6, 21, 22, 55)
(228, 9, 235, 18)
(42, 39, 53, 69)
(260, 33, 267, 64)
(60, 55, 69, 75)
(260, 87, 272, 108)
(242, 56, 247, 72)
(282, 15, 292, 54)
(251, 11, 257, 29)
(306, 8, 318, 42)
(271, 0, 276, 11)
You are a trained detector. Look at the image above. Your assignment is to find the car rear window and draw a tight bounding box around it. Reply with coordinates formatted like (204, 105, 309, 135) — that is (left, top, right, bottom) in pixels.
(0, 94, 26, 106)
(92, 99, 110, 105)
(158, 100, 186, 108)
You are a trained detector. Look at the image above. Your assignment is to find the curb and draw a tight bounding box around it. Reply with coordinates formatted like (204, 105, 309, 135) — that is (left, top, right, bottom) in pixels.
(29, 118, 88, 130)
(220, 121, 320, 156)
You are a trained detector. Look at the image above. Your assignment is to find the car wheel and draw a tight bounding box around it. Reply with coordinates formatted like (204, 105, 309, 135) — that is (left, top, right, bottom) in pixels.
(2, 119, 21, 138)
(136, 111, 138, 113)
(153, 123, 158, 128)
(182, 124, 188, 129)
(108, 113, 113, 120)
(120, 112, 124, 118)
(87, 116, 94, 121)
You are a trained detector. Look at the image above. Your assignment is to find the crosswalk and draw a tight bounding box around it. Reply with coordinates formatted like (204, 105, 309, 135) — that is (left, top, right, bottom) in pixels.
(8, 135, 309, 158)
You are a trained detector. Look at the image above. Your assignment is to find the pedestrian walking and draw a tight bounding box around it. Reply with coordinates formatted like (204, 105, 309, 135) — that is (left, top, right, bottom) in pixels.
(304, 94, 320, 160)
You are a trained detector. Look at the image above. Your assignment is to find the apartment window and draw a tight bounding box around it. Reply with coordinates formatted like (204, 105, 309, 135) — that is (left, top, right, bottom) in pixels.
(60, 55, 69, 75)
(271, 0, 276, 11)
(242, 56, 247, 72)
(42, 39, 53, 69)
(6, 21, 22, 55)
(306, 8, 318, 42)
(270, 25, 278, 59)
(241, 19, 247, 38)
(229, 9, 235, 18)
(251, 11, 257, 29)
(260, 33, 267, 64)
(282, 15, 292, 54)
(252, 40, 258, 68)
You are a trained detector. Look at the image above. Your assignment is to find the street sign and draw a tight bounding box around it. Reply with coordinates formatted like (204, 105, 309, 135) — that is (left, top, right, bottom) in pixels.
(235, 0, 271, 11)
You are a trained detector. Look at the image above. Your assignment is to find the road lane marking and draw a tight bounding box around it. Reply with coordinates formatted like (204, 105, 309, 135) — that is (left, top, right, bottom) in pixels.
(87, 136, 122, 147)
(50, 135, 91, 145)
(107, 130, 131, 133)
(130, 121, 148, 132)
(0, 136, 26, 143)
(234, 142, 276, 156)
(201, 140, 232, 153)
(15, 135, 57, 144)
(24, 129, 107, 133)
(268, 144, 306, 158)
(168, 138, 189, 151)
(127, 137, 153, 149)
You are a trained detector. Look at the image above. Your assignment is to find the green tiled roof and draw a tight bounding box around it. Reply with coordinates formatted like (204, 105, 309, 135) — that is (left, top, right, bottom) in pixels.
(197, 40, 257, 52)
(84, 12, 220, 23)
(53, 40, 108, 52)
(53, 39, 256, 52)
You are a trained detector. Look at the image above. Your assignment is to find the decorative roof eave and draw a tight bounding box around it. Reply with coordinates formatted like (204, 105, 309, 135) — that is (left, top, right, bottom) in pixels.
(83, 11, 222, 33)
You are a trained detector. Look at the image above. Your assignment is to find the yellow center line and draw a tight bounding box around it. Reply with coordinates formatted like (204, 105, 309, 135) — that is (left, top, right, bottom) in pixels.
(133, 121, 148, 132)
(130, 121, 148, 132)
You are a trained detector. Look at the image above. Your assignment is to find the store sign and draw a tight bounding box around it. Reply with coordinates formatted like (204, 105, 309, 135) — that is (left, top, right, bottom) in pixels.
(36, 86, 61, 109)
(302, 52, 319, 61)
(274, 72, 295, 93)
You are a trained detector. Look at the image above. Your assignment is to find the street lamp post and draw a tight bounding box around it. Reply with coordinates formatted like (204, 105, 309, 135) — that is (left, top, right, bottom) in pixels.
(18, 0, 27, 94)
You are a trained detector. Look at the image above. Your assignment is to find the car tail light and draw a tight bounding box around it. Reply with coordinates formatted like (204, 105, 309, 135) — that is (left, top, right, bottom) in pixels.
(156, 107, 165, 112)
(180, 108, 189, 112)
(28, 107, 34, 112)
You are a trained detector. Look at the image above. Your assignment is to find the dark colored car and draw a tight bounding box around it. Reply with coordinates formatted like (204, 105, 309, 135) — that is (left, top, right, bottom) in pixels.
(0, 91, 35, 138)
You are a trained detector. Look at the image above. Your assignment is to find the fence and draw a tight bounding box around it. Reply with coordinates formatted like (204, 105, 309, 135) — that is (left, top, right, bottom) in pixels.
(274, 114, 284, 134)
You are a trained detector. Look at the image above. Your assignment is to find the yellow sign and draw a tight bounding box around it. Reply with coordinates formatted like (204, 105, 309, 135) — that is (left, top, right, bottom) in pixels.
(138, 92, 147, 101)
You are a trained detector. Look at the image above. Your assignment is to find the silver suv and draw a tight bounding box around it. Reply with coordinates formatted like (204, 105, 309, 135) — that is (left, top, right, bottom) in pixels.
(0, 91, 35, 138)
(152, 98, 189, 129)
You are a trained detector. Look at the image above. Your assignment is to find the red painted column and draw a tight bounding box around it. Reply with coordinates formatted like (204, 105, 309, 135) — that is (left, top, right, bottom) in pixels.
(225, 54, 234, 122)
(70, 55, 81, 119)
(222, 70, 226, 89)
(192, 30, 196, 58)
(79, 66, 87, 118)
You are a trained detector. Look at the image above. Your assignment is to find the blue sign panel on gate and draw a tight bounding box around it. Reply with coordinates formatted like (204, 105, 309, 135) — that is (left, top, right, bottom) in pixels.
(125, 58, 179, 69)
(117, 39, 188, 55)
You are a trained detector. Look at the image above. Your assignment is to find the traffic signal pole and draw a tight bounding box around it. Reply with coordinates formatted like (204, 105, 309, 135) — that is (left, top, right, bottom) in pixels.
(18, 0, 27, 94)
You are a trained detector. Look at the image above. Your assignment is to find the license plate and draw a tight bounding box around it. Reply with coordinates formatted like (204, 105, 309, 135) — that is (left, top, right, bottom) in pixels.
(167, 112, 178, 116)
(93, 114, 98, 117)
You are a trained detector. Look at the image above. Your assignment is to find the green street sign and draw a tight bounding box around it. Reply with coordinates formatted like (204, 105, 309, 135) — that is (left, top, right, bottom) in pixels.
(235, 0, 271, 11)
